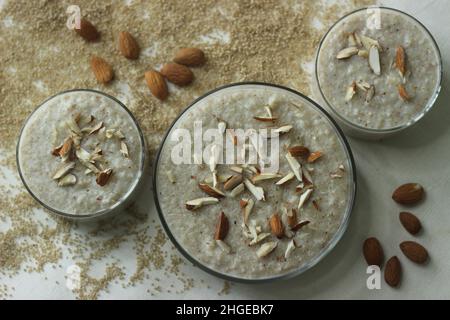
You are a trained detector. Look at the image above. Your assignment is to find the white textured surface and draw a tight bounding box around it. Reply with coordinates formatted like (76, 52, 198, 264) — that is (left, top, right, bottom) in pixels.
(1, 0, 450, 299)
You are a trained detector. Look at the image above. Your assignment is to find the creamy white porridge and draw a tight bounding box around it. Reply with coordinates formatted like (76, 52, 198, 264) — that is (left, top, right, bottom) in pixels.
(316, 7, 441, 132)
(155, 84, 355, 280)
(17, 90, 145, 217)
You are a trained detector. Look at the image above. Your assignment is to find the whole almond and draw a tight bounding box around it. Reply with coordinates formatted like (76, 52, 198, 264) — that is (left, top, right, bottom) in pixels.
(214, 211, 229, 240)
(174, 48, 206, 67)
(269, 213, 284, 239)
(392, 183, 424, 205)
(288, 146, 310, 159)
(145, 70, 168, 100)
(90, 56, 114, 84)
(399, 212, 422, 235)
(75, 18, 100, 42)
(363, 237, 384, 267)
(384, 256, 401, 287)
(160, 63, 194, 86)
(118, 31, 140, 60)
(400, 241, 428, 264)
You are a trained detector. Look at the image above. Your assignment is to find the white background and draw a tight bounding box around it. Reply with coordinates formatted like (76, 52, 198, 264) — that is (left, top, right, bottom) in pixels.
(1, 0, 449, 299)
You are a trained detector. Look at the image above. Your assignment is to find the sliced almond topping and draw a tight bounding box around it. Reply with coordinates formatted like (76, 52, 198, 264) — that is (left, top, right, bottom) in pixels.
(398, 84, 410, 101)
(229, 166, 243, 174)
(198, 183, 225, 198)
(251, 172, 282, 183)
(114, 130, 126, 140)
(216, 240, 232, 254)
(302, 167, 313, 186)
(356, 80, 371, 91)
(214, 212, 229, 240)
(273, 125, 293, 134)
(275, 172, 295, 186)
(185, 197, 219, 211)
(240, 198, 249, 208)
(166, 170, 176, 184)
(307, 151, 323, 163)
(96, 168, 113, 186)
(345, 81, 357, 102)
(229, 183, 245, 198)
(348, 32, 358, 47)
(253, 116, 278, 122)
(287, 208, 298, 228)
(57, 174, 77, 187)
(365, 85, 375, 103)
(223, 175, 243, 191)
(284, 239, 298, 259)
(88, 121, 104, 135)
(51, 143, 63, 157)
(285, 153, 302, 181)
(264, 106, 273, 118)
(205, 174, 232, 184)
(336, 46, 359, 59)
(330, 172, 343, 179)
(105, 129, 115, 139)
(52, 162, 76, 180)
(243, 179, 265, 201)
(269, 213, 284, 239)
(358, 49, 369, 58)
(66, 117, 81, 134)
(242, 198, 255, 224)
(75, 147, 91, 162)
(338, 164, 345, 171)
(80, 160, 100, 174)
(256, 241, 277, 258)
(298, 188, 313, 210)
(292, 220, 310, 232)
(360, 35, 381, 51)
(396, 46, 406, 77)
(120, 141, 129, 158)
(59, 137, 73, 158)
(249, 233, 271, 246)
(288, 145, 310, 159)
(369, 46, 381, 75)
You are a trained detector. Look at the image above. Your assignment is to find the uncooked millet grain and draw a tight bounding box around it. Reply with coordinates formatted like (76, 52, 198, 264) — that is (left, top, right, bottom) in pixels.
(0, 0, 372, 299)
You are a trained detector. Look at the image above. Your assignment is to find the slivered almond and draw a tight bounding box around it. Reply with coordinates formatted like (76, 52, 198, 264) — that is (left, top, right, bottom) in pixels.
(298, 188, 313, 210)
(358, 49, 369, 58)
(88, 122, 104, 135)
(249, 233, 271, 246)
(287, 208, 298, 228)
(292, 220, 310, 232)
(398, 84, 410, 101)
(198, 183, 225, 198)
(240, 199, 249, 208)
(243, 179, 265, 201)
(52, 144, 63, 156)
(251, 172, 282, 183)
(345, 81, 357, 102)
(396, 46, 406, 77)
(216, 240, 232, 253)
(269, 213, 284, 239)
(120, 141, 129, 158)
(285, 153, 302, 181)
(242, 198, 254, 223)
(276, 172, 295, 185)
(256, 241, 277, 258)
(59, 137, 73, 158)
(288, 145, 310, 159)
(336, 47, 359, 59)
(185, 197, 219, 210)
(284, 239, 298, 259)
(360, 35, 381, 51)
(229, 183, 244, 197)
(230, 166, 243, 174)
(96, 168, 113, 186)
(307, 151, 323, 163)
(369, 46, 381, 75)
(57, 174, 77, 187)
(52, 162, 76, 180)
(253, 116, 278, 122)
(273, 125, 293, 134)
(356, 80, 371, 91)
(365, 85, 375, 103)
(214, 212, 229, 240)
(223, 175, 243, 191)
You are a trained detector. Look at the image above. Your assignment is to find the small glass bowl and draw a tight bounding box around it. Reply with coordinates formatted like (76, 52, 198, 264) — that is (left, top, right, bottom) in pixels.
(153, 82, 357, 283)
(16, 89, 148, 221)
(314, 7, 443, 140)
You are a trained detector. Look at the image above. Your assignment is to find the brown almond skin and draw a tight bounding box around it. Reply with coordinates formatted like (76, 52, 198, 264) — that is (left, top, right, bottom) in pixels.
(287, 208, 298, 228)
(174, 48, 206, 67)
(269, 213, 284, 239)
(118, 31, 140, 59)
(145, 70, 168, 100)
(160, 63, 194, 86)
(75, 18, 100, 42)
(399, 212, 422, 235)
(392, 183, 424, 205)
(288, 146, 310, 159)
(363, 237, 384, 267)
(400, 241, 428, 264)
(214, 212, 229, 240)
(90, 56, 114, 84)
(385, 256, 401, 287)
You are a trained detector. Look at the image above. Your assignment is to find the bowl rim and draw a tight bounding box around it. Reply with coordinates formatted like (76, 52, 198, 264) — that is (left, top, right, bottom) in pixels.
(152, 81, 357, 283)
(314, 6, 443, 134)
(16, 88, 147, 220)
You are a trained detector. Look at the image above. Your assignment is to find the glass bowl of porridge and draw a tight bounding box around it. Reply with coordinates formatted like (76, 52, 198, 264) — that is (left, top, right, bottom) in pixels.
(315, 7, 442, 139)
(17, 89, 148, 221)
(153, 82, 357, 282)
